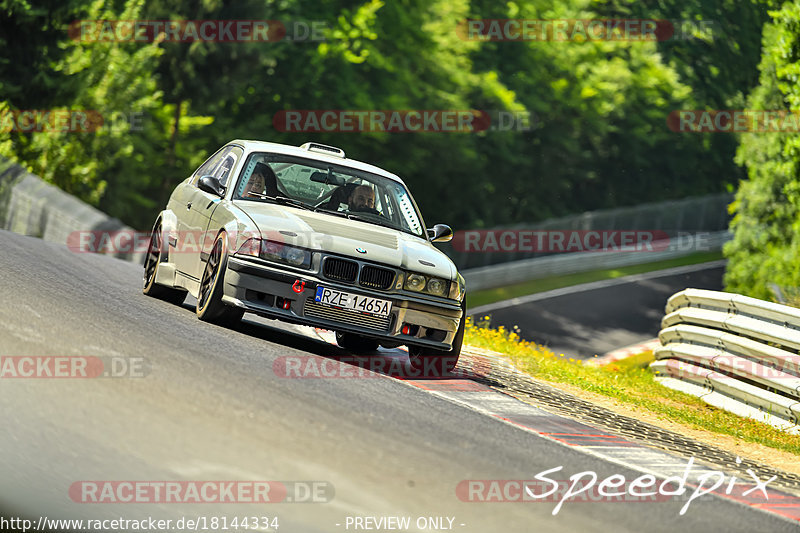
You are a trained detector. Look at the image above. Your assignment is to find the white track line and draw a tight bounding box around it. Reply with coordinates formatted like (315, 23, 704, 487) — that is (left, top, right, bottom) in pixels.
(468, 259, 727, 316)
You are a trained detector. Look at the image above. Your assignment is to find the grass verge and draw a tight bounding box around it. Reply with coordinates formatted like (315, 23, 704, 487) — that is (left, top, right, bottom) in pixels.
(468, 251, 724, 309)
(464, 318, 800, 456)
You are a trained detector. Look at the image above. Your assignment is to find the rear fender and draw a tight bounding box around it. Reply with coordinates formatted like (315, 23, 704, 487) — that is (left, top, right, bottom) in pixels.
(153, 210, 179, 286)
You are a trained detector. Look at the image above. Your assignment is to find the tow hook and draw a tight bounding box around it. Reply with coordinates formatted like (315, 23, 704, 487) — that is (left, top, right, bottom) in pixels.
(292, 280, 306, 293)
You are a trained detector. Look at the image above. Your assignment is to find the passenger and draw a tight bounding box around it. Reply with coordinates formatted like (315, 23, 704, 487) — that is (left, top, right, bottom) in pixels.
(242, 164, 269, 197)
(348, 184, 376, 212)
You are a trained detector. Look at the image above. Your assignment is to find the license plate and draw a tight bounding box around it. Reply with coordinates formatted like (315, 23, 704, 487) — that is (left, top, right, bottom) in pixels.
(314, 286, 392, 317)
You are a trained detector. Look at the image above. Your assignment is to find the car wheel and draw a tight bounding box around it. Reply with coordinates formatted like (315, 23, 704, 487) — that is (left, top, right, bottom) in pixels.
(196, 231, 244, 325)
(336, 332, 380, 353)
(142, 221, 187, 305)
(407, 298, 466, 376)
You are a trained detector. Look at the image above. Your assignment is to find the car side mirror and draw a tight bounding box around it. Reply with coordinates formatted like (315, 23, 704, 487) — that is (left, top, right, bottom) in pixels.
(198, 175, 225, 197)
(427, 224, 453, 242)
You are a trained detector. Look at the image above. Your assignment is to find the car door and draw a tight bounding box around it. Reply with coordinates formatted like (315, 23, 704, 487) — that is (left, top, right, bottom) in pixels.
(173, 146, 230, 277)
(181, 146, 243, 279)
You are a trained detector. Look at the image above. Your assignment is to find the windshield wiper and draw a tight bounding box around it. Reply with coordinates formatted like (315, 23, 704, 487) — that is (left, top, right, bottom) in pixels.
(313, 206, 386, 226)
(313, 204, 403, 232)
(246, 193, 314, 211)
(344, 213, 377, 224)
(272, 196, 314, 210)
(314, 207, 350, 218)
(344, 212, 404, 232)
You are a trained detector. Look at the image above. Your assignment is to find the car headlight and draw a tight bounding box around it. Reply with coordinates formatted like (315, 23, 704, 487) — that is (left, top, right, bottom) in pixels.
(426, 278, 447, 296)
(237, 238, 312, 269)
(284, 247, 308, 267)
(404, 272, 449, 296)
(406, 273, 426, 291)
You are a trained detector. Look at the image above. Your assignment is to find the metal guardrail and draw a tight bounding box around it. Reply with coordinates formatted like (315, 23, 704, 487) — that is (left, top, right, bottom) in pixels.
(462, 231, 731, 291)
(442, 193, 733, 270)
(652, 288, 800, 430)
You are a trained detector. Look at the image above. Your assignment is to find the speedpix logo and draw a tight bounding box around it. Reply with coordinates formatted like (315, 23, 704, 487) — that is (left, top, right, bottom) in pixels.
(457, 458, 775, 516)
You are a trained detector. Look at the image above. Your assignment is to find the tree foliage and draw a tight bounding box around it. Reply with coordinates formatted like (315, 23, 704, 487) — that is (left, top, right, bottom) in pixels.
(0, 0, 777, 234)
(725, 1, 800, 299)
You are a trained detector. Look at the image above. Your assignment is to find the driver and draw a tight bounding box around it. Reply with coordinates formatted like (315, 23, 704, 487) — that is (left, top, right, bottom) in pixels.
(242, 163, 268, 197)
(348, 184, 376, 212)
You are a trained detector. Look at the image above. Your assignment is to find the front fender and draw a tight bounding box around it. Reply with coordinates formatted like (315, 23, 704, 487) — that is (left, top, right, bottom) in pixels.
(202, 201, 262, 262)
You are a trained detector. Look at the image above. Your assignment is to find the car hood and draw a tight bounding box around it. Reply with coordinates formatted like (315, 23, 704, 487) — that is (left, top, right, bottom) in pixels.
(232, 201, 456, 279)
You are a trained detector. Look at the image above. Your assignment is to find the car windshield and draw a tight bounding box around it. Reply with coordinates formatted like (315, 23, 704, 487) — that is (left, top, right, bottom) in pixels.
(233, 153, 426, 237)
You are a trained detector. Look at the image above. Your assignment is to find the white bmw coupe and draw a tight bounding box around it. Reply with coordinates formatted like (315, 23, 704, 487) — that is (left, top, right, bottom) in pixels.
(143, 140, 466, 372)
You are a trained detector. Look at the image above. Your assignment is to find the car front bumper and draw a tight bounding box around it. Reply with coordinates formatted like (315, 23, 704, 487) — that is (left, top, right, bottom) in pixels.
(222, 256, 463, 350)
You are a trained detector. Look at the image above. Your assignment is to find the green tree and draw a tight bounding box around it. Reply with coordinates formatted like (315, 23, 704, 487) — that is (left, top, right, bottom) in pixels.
(0, 0, 779, 235)
(0, 0, 211, 228)
(725, 2, 800, 299)
(461, 0, 706, 225)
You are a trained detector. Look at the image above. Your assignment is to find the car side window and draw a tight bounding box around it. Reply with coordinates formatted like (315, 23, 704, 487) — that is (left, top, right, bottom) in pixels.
(192, 147, 229, 185)
(213, 147, 243, 187)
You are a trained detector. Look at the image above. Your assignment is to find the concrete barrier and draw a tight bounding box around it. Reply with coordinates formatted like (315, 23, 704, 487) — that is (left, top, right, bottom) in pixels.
(0, 158, 143, 263)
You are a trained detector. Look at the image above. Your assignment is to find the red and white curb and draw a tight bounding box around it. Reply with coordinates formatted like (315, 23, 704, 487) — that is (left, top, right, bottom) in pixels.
(304, 328, 800, 522)
(408, 352, 800, 522)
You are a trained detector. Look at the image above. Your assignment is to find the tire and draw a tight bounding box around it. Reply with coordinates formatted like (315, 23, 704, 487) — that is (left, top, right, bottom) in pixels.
(143, 221, 187, 305)
(196, 231, 244, 325)
(336, 332, 380, 352)
(407, 297, 466, 376)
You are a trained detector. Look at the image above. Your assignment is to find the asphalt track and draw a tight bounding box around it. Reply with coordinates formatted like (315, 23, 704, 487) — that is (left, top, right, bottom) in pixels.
(469, 261, 726, 359)
(0, 231, 795, 532)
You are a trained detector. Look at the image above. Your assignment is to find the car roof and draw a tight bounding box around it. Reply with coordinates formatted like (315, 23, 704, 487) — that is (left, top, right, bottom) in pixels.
(230, 139, 405, 184)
